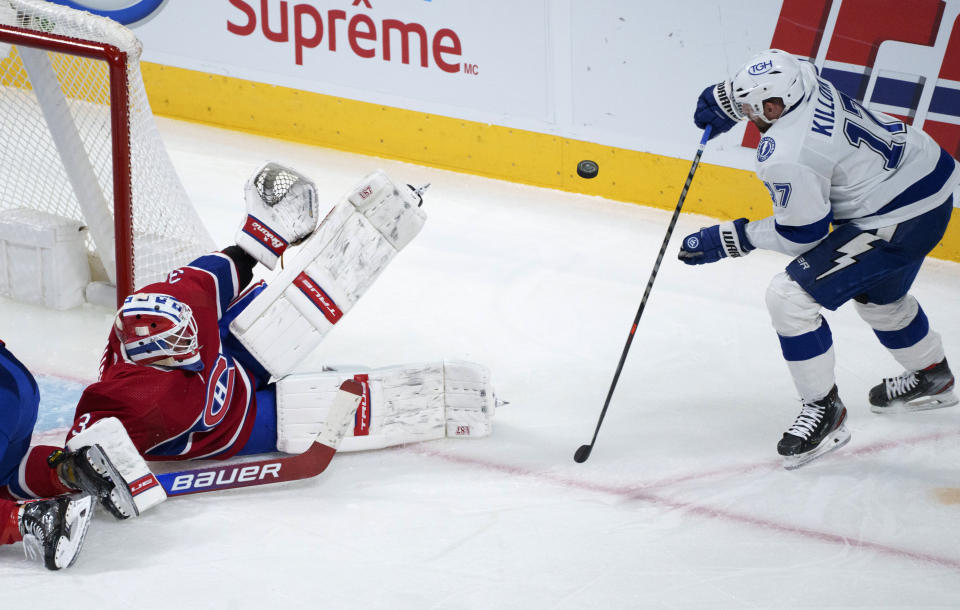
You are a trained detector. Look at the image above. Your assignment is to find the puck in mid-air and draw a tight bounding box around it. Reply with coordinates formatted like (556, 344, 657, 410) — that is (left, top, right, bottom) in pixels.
(576, 159, 599, 179)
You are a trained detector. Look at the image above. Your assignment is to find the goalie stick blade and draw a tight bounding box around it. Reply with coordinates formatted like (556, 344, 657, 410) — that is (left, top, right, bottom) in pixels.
(157, 380, 363, 497)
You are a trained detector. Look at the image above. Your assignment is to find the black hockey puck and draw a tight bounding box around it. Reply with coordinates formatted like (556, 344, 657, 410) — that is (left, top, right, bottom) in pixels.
(576, 159, 599, 179)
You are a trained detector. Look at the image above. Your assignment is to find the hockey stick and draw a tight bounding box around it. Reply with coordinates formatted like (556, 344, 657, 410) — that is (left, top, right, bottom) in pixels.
(574, 126, 712, 463)
(155, 380, 363, 496)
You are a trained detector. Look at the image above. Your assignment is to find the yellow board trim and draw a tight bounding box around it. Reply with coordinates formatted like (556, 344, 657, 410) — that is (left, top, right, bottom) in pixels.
(141, 62, 959, 262)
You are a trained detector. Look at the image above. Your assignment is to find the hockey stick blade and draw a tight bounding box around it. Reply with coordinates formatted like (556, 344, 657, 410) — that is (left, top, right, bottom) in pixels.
(156, 380, 363, 497)
(574, 126, 711, 463)
(573, 445, 592, 464)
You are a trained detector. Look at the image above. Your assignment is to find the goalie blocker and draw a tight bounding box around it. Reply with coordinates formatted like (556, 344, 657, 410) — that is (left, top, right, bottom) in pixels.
(230, 170, 427, 379)
(276, 361, 496, 453)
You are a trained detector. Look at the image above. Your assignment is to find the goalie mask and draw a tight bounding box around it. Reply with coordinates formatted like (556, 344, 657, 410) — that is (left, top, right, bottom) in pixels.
(114, 293, 201, 371)
(723, 49, 807, 125)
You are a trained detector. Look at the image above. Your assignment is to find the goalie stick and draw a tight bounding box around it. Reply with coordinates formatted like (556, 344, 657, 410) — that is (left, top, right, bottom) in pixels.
(155, 380, 363, 497)
(574, 126, 712, 464)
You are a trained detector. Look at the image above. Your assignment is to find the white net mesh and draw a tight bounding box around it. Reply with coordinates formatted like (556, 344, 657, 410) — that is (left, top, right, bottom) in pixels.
(0, 0, 214, 293)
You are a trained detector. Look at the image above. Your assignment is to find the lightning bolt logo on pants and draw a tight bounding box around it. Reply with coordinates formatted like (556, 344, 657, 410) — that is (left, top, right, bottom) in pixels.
(816, 233, 879, 280)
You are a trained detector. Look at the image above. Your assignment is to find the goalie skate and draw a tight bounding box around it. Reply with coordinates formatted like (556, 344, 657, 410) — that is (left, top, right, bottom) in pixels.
(777, 386, 851, 471)
(869, 359, 958, 414)
(50, 444, 138, 520)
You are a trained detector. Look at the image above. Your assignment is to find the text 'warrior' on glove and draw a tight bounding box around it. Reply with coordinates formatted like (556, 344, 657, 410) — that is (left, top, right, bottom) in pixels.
(693, 81, 743, 140)
(678, 218, 754, 265)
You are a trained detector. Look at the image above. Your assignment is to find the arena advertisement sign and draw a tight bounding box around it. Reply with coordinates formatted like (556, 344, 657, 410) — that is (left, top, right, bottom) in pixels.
(745, 0, 960, 159)
(129, 0, 552, 124)
(41, 1, 959, 171)
(46, 0, 168, 26)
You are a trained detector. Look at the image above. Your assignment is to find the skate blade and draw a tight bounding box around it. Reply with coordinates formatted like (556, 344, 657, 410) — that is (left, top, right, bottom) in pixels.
(782, 425, 851, 471)
(55, 494, 94, 569)
(88, 446, 139, 518)
(21, 534, 42, 565)
(870, 390, 959, 414)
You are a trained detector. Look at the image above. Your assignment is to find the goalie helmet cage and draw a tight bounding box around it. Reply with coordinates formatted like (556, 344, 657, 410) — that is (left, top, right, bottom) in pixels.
(0, 0, 214, 307)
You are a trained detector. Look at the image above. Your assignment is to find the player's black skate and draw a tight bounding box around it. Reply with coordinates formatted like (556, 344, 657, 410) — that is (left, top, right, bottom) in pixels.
(49, 445, 139, 520)
(869, 358, 958, 414)
(777, 386, 851, 470)
(18, 493, 94, 570)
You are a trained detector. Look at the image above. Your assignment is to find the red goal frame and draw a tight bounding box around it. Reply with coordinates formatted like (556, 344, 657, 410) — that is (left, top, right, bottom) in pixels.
(0, 23, 133, 306)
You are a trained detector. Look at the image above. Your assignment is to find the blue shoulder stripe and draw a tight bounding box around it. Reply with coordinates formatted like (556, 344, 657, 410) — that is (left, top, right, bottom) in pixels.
(775, 210, 832, 244)
(185, 253, 239, 317)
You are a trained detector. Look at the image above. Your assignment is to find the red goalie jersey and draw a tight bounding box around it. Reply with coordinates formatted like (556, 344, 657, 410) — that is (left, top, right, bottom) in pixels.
(68, 252, 265, 461)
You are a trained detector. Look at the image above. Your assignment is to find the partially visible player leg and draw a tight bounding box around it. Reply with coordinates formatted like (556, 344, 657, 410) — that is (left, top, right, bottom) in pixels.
(19, 494, 94, 570)
(855, 296, 957, 412)
(850, 201, 957, 412)
(766, 272, 851, 468)
(0, 498, 22, 544)
(13, 494, 94, 570)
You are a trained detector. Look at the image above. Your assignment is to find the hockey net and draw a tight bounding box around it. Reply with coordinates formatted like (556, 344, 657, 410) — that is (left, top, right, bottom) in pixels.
(0, 0, 214, 306)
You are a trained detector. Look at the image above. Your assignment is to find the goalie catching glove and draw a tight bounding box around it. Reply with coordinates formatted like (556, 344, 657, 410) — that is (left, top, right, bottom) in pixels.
(678, 218, 754, 265)
(236, 162, 320, 270)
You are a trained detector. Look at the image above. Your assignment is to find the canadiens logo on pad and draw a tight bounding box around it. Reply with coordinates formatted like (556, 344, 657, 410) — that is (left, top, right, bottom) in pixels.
(757, 137, 776, 162)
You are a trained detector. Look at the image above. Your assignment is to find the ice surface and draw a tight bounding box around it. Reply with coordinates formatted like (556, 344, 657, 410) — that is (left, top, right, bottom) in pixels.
(2, 118, 959, 607)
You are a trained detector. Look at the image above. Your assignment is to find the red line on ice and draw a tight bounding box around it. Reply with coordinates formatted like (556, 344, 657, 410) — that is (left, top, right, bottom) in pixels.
(406, 428, 960, 571)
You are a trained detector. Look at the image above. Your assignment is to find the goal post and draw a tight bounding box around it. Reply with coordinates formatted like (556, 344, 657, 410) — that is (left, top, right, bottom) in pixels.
(0, 0, 214, 308)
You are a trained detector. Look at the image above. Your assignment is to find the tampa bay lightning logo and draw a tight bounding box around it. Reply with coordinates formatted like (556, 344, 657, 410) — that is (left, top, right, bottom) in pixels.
(685, 235, 701, 249)
(757, 137, 776, 162)
(49, 1, 168, 26)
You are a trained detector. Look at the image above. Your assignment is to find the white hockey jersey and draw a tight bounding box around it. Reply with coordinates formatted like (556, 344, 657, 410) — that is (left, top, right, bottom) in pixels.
(744, 62, 960, 257)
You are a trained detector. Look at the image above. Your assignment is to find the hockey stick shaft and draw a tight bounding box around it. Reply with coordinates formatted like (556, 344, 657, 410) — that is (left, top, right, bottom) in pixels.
(155, 380, 363, 496)
(574, 126, 711, 463)
(157, 443, 337, 496)
(156, 440, 337, 496)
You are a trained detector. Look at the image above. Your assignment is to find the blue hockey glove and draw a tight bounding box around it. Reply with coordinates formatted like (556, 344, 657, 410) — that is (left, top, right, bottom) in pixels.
(694, 83, 741, 140)
(678, 218, 754, 265)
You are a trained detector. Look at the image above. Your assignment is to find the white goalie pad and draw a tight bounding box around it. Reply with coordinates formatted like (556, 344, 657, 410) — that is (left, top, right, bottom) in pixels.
(229, 170, 427, 379)
(66, 417, 167, 516)
(275, 361, 497, 454)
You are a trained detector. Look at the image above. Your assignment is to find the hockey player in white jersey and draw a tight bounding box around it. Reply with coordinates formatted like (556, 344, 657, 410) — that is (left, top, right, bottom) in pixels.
(682, 49, 959, 469)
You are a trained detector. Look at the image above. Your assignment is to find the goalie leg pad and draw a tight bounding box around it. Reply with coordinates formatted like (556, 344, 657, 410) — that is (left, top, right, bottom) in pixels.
(275, 361, 496, 454)
(229, 170, 427, 378)
(66, 417, 166, 516)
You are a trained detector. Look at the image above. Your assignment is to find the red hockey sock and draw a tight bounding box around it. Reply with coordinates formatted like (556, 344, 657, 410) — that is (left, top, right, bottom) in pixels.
(22, 445, 74, 498)
(0, 499, 23, 545)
